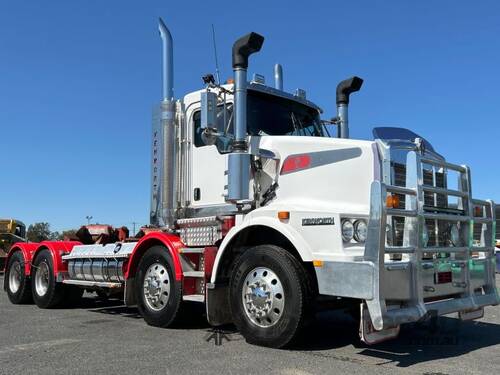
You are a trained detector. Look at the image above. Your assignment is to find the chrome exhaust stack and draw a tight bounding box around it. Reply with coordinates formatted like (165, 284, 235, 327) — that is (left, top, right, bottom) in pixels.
(226, 32, 264, 203)
(274, 63, 283, 90)
(151, 18, 177, 227)
(336, 76, 363, 139)
(159, 18, 174, 101)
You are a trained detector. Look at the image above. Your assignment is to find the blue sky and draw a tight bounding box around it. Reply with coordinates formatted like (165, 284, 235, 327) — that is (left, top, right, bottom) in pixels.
(1, 1, 499, 232)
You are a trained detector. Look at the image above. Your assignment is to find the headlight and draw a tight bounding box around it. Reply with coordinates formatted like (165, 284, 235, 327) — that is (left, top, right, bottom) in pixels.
(341, 220, 354, 242)
(449, 224, 460, 246)
(353, 220, 368, 243)
(422, 225, 429, 247)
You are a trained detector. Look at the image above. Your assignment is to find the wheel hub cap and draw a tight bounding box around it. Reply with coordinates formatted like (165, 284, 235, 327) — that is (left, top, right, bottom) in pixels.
(143, 263, 170, 311)
(34, 261, 50, 297)
(242, 267, 285, 328)
(8, 260, 22, 294)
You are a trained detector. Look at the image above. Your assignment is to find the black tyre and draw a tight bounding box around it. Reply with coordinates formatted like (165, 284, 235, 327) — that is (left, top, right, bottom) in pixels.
(31, 249, 65, 308)
(230, 245, 313, 348)
(5, 251, 32, 304)
(135, 246, 182, 327)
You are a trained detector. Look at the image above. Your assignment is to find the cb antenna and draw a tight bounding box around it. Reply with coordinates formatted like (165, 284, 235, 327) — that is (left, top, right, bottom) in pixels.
(211, 24, 221, 85)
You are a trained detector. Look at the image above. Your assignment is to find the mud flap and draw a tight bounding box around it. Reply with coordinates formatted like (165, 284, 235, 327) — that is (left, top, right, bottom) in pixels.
(206, 283, 232, 326)
(459, 307, 484, 321)
(124, 277, 136, 306)
(359, 303, 400, 345)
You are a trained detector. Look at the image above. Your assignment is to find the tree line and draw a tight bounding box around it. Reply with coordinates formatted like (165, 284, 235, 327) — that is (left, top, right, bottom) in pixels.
(26, 222, 77, 242)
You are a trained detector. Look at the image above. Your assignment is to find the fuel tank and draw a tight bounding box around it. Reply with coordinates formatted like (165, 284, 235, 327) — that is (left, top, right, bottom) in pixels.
(62, 243, 136, 283)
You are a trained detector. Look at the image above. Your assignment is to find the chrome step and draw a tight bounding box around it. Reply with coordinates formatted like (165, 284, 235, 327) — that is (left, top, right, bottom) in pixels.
(182, 294, 205, 302)
(180, 247, 205, 254)
(183, 271, 205, 278)
(62, 279, 123, 288)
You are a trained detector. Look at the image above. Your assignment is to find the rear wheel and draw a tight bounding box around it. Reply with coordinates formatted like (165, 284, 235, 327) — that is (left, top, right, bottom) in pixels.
(135, 246, 182, 327)
(5, 251, 32, 304)
(31, 250, 65, 308)
(230, 245, 313, 348)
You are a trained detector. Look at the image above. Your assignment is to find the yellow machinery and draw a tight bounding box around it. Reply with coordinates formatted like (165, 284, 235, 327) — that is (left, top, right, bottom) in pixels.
(0, 219, 26, 270)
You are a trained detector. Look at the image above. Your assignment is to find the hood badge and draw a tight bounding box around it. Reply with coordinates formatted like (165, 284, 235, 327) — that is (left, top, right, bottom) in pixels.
(302, 217, 335, 226)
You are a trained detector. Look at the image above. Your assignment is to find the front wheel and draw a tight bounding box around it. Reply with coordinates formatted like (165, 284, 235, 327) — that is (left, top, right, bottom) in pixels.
(230, 245, 313, 348)
(135, 246, 183, 327)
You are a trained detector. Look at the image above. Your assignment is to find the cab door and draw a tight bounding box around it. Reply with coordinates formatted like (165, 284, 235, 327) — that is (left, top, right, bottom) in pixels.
(189, 108, 228, 208)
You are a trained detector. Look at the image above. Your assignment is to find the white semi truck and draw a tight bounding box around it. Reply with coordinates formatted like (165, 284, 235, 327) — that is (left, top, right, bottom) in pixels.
(3, 18, 498, 348)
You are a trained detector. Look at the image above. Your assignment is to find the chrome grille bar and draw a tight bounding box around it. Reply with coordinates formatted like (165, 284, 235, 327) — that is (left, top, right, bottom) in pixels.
(422, 212, 470, 222)
(422, 185, 468, 198)
(420, 157, 466, 173)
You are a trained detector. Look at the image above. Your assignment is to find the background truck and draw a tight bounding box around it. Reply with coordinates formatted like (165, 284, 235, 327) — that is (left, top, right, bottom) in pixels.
(3, 18, 499, 348)
(0, 219, 25, 270)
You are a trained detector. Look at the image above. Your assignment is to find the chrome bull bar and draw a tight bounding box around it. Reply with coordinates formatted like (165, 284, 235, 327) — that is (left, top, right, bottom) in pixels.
(365, 150, 499, 331)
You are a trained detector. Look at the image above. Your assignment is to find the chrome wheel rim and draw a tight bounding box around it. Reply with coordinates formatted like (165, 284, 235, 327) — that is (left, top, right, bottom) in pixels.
(143, 262, 171, 311)
(8, 260, 22, 294)
(242, 267, 285, 328)
(35, 261, 50, 297)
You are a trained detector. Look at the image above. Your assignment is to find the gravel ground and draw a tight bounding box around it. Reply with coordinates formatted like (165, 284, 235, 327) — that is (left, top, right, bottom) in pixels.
(0, 274, 499, 375)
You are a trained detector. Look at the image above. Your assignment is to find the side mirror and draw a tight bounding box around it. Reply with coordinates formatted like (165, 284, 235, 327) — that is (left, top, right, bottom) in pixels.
(201, 91, 217, 145)
(200, 90, 234, 154)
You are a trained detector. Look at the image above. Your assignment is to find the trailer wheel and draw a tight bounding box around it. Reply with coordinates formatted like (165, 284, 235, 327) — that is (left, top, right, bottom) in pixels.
(5, 251, 32, 304)
(31, 249, 65, 308)
(230, 245, 312, 348)
(135, 246, 182, 327)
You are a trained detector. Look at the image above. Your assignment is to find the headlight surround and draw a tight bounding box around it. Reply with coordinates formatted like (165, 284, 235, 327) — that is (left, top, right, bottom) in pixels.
(449, 224, 460, 246)
(353, 220, 368, 243)
(422, 225, 429, 247)
(341, 220, 354, 242)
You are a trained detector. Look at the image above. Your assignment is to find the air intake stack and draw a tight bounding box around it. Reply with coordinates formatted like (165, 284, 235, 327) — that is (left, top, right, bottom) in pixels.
(336, 76, 363, 139)
(226, 32, 264, 202)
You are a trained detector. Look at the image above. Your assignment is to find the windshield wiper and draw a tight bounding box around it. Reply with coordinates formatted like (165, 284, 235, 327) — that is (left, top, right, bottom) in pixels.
(290, 112, 302, 135)
(320, 120, 332, 137)
(310, 119, 324, 137)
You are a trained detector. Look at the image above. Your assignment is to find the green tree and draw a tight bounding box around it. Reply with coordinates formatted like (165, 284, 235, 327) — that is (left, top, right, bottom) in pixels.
(49, 231, 61, 241)
(59, 229, 77, 240)
(26, 222, 52, 242)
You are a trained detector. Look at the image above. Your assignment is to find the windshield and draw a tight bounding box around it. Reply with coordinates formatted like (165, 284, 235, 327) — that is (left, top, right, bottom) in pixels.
(193, 90, 329, 148)
(247, 90, 328, 137)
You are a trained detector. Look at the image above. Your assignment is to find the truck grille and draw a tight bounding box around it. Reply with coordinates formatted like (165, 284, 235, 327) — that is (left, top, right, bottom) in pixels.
(390, 162, 450, 248)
